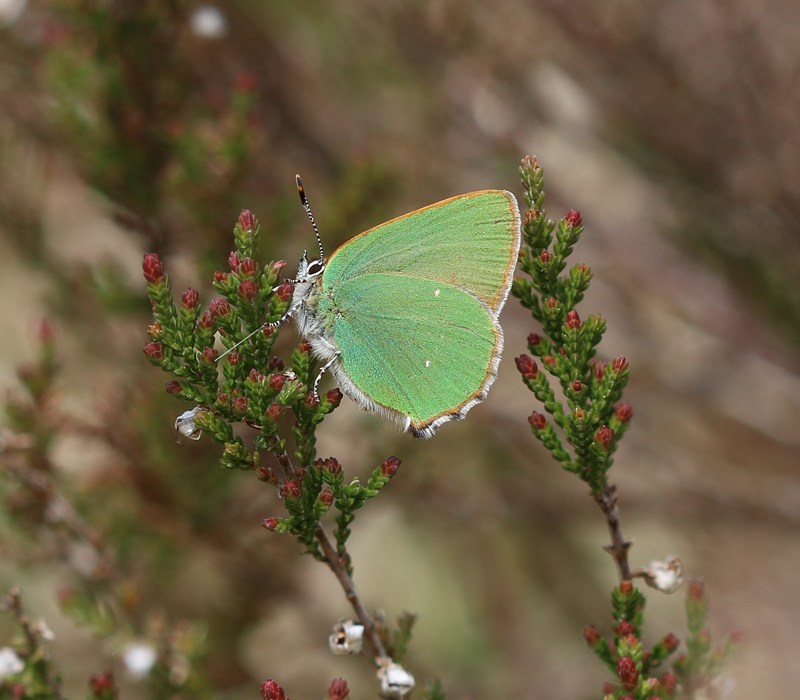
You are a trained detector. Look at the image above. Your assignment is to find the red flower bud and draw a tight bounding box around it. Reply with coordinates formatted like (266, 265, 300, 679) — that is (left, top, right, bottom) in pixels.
(612, 355, 629, 372)
(326, 388, 343, 406)
(201, 347, 219, 363)
(527, 333, 541, 347)
(232, 396, 248, 413)
(574, 408, 585, 421)
(566, 309, 581, 329)
(239, 209, 257, 232)
(209, 297, 231, 317)
(688, 579, 705, 602)
(268, 356, 285, 371)
(545, 297, 558, 310)
(595, 426, 615, 450)
(282, 480, 301, 500)
(583, 625, 601, 645)
(565, 209, 582, 227)
(269, 260, 288, 277)
(539, 250, 551, 264)
(265, 403, 285, 422)
(614, 403, 633, 423)
(198, 311, 215, 329)
(240, 257, 257, 276)
(248, 369, 263, 382)
(265, 374, 284, 392)
(323, 457, 342, 475)
(543, 355, 557, 367)
(275, 280, 294, 303)
(228, 251, 241, 272)
(214, 271, 228, 283)
(576, 263, 590, 275)
(262, 518, 280, 531)
(571, 380, 583, 393)
(614, 620, 636, 637)
(601, 682, 615, 694)
(523, 210, 537, 227)
(593, 360, 607, 381)
(327, 678, 349, 700)
(182, 288, 199, 309)
(660, 672, 677, 693)
(90, 672, 116, 697)
(662, 633, 679, 652)
(256, 467, 278, 484)
(528, 411, 547, 431)
(619, 581, 633, 594)
(298, 340, 312, 354)
(514, 354, 538, 380)
(619, 696, 634, 700)
(165, 381, 181, 395)
(304, 392, 319, 409)
(319, 489, 335, 506)
(616, 655, 638, 690)
(226, 352, 242, 366)
(142, 253, 164, 283)
(238, 280, 258, 301)
(381, 455, 401, 477)
(521, 154, 539, 170)
(143, 342, 164, 360)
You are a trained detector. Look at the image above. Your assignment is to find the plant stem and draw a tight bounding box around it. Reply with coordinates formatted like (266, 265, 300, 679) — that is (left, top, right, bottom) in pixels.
(3, 588, 64, 700)
(315, 526, 388, 661)
(594, 483, 633, 581)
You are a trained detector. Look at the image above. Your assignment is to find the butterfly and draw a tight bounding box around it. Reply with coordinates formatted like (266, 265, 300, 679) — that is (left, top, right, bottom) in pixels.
(289, 177, 521, 438)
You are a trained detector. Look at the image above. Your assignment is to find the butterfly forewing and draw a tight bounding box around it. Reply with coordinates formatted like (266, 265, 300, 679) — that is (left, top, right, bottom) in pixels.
(323, 190, 520, 314)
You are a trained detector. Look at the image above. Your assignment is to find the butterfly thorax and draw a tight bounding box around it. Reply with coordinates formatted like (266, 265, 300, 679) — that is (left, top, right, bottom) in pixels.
(291, 254, 340, 363)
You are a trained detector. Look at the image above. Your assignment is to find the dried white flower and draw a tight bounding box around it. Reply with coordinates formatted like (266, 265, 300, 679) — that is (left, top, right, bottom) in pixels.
(35, 619, 55, 641)
(634, 555, 683, 594)
(123, 642, 157, 680)
(328, 620, 364, 655)
(175, 407, 203, 441)
(377, 658, 415, 698)
(0, 647, 24, 678)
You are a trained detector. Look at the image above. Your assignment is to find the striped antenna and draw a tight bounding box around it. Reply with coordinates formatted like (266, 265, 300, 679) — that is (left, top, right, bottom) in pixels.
(296, 175, 324, 263)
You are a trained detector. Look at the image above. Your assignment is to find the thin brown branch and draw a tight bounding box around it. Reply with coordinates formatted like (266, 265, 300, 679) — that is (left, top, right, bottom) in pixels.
(1, 588, 64, 700)
(315, 526, 388, 661)
(594, 482, 633, 581)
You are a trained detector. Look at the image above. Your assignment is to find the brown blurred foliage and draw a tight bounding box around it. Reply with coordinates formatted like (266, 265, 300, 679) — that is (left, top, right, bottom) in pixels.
(1, 1, 799, 699)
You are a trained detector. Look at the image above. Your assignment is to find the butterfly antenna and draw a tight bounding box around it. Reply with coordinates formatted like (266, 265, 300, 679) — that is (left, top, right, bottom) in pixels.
(296, 175, 324, 263)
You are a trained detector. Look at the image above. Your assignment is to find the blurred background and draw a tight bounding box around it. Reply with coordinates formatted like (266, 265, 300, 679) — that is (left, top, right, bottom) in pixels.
(1, 0, 799, 698)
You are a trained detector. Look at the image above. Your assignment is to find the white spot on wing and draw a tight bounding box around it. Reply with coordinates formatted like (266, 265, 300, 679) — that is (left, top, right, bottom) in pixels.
(425, 360, 430, 367)
(433, 289, 440, 297)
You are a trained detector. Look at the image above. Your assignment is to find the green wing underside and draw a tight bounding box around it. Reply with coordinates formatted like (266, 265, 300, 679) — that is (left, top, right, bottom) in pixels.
(330, 274, 499, 426)
(324, 191, 518, 313)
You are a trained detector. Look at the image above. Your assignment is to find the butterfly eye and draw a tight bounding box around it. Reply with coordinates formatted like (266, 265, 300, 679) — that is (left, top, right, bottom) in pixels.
(307, 260, 324, 276)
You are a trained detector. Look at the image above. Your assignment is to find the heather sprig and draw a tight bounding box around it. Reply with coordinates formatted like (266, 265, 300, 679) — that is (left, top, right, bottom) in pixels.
(513, 155, 631, 498)
(143, 208, 405, 675)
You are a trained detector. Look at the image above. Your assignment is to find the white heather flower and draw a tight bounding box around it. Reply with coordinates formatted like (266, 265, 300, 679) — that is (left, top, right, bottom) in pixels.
(0, 647, 24, 678)
(175, 407, 203, 441)
(377, 659, 415, 698)
(636, 555, 684, 594)
(328, 620, 364, 655)
(123, 642, 157, 680)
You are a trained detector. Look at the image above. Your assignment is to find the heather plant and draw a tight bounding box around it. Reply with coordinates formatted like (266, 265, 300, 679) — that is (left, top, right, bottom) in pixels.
(0, 156, 740, 700)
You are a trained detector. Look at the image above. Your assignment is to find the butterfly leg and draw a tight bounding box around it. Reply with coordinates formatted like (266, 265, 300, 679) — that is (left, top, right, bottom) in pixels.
(312, 351, 341, 400)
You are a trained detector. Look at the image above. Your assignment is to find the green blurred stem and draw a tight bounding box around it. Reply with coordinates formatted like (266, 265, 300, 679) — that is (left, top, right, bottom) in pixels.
(315, 526, 388, 661)
(594, 483, 633, 581)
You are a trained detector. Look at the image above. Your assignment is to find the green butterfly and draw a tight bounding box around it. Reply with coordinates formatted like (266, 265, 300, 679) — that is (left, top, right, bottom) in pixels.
(290, 179, 521, 438)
